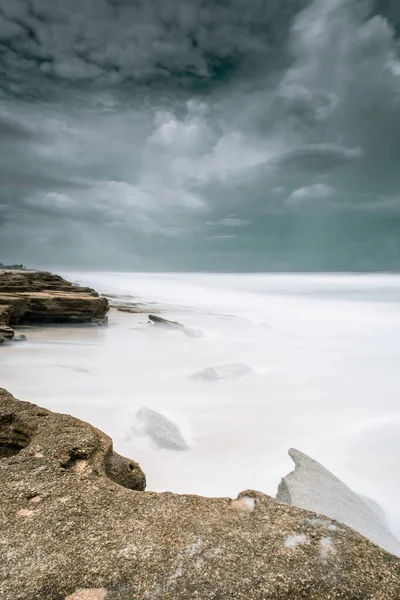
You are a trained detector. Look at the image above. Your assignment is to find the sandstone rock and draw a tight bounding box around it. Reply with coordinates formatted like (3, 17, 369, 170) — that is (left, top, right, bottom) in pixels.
(0, 304, 14, 324)
(0, 296, 29, 321)
(0, 270, 96, 295)
(1, 389, 400, 600)
(0, 325, 14, 340)
(0, 271, 108, 337)
(134, 407, 190, 451)
(276, 448, 400, 557)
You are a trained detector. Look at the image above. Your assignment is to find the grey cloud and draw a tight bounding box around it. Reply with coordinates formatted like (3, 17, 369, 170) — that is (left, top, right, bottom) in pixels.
(0, 114, 37, 140)
(272, 145, 363, 173)
(0, 0, 309, 89)
(1, 0, 400, 271)
(288, 183, 334, 206)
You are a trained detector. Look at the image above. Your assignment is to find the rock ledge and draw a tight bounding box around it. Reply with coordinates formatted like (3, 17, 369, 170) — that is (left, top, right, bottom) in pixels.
(0, 270, 109, 340)
(1, 388, 399, 600)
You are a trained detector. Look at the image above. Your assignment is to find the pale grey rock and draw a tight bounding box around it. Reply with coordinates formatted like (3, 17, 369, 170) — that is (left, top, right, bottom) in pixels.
(277, 448, 400, 556)
(12, 334, 27, 342)
(135, 407, 189, 451)
(192, 363, 255, 381)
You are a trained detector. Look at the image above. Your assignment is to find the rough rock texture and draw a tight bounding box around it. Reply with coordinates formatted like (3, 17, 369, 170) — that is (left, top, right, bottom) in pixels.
(0, 270, 108, 338)
(277, 448, 400, 557)
(1, 390, 400, 600)
(0, 324, 15, 340)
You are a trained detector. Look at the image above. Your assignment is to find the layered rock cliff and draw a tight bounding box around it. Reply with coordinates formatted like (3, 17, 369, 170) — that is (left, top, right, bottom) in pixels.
(0, 270, 108, 340)
(1, 388, 399, 600)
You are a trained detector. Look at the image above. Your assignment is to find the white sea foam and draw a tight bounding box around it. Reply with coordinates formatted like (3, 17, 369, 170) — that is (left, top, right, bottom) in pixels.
(2, 272, 400, 543)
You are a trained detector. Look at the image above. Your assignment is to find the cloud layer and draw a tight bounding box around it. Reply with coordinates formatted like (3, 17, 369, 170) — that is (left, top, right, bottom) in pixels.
(1, 0, 400, 270)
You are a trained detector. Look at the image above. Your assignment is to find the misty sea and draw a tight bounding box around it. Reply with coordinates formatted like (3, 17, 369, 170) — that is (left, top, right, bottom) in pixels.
(2, 272, 400, 541)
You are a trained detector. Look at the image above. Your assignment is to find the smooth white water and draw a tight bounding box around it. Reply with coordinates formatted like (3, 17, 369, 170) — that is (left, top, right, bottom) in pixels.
(1, 272, 400, 541)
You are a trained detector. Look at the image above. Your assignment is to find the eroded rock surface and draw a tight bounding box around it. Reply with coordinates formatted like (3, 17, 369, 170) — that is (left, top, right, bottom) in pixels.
(0, 389, 399, 599)
(0, 270, 109, 338)
(277, 448, 400, 557)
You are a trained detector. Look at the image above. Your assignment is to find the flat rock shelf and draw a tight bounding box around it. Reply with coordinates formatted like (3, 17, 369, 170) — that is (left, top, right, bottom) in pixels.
(0, 270, 109, 341)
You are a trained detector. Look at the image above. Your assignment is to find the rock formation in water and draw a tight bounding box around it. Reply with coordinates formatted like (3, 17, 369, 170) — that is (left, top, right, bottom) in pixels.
(1, 388, 400, 600)
(192, 363, 255, 381)
(117, 304, 152, 313)
(0, 270, 109, 340)
(148, 314, 184, 329)
(134, 407, 190, 451)
(276, 448, 400, 557)
(148, 314, 201, 338)
(105, 294, 159, 314)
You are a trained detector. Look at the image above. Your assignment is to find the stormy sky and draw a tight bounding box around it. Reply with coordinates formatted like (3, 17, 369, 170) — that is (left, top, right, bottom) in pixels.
(1, 0, 400, 271)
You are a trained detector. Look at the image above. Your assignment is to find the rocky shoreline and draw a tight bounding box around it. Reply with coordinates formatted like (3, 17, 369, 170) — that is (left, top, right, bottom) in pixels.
(1, 387, 399, 600)
(0, 270, 109, 342)
(1, 269, 400, 598)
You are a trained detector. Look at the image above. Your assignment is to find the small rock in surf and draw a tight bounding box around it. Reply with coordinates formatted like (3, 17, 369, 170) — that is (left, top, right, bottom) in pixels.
(134, 407, 190, 451)
(192, 363, 255, 381)
(148, 314, 202, 338)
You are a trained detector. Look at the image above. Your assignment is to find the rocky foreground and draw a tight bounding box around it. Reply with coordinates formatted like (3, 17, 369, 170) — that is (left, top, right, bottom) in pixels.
(0, 270, 109, 340)
(1, 389, 399, 600)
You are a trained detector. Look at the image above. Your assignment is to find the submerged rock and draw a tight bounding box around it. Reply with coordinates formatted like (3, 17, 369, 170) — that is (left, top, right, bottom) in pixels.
(0, 270, 109, 337)
(148, 314, 202, 338)
(1, 389, 399, 600)
(134, 407, 190, 451)
(118, 306, 147, 313)
(106, 296, 159, 314)
(117, 304, 156, 314)
(12, 334, 27, 342)
(192, 363, 255, 381)
(277, 448, 400, 557)
(148, 314, 185, 329)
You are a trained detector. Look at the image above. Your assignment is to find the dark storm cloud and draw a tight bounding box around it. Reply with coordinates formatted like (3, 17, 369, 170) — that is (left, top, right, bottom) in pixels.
(0, 0, 308, 88)
(1, 0, 400, 270)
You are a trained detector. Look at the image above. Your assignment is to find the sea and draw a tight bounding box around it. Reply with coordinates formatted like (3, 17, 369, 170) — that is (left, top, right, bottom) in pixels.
(1, 272, 400, 541)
